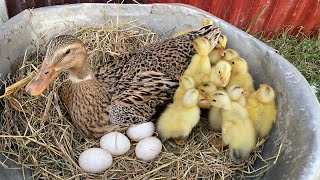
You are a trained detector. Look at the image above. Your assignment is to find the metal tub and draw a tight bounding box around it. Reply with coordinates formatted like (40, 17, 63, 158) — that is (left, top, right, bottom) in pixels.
(0, 3, 319, 180)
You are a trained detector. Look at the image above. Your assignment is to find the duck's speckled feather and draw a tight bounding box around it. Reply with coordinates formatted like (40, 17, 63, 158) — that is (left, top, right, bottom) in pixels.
(60, 79, 126, 138)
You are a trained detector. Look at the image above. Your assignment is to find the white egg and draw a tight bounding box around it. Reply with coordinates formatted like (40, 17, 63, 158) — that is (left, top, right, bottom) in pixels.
(79, 148, 112, 173)
(135, 137, 162, 162)
(126, 122, 155, 142)
(100, 132, 131, 156)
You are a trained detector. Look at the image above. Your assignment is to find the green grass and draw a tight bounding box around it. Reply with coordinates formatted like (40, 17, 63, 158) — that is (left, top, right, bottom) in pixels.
(259, 30, 320, 100)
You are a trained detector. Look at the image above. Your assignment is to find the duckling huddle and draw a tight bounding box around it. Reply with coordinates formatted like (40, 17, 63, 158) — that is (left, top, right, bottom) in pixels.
(157, 34, 277, 163)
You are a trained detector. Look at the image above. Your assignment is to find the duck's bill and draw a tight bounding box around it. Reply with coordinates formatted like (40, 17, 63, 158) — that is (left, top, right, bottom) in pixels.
(219, 47, 225, 56)
(199, 98, 209, 104)
(25, 63, 58, 96)
(220, 78, 227, 87)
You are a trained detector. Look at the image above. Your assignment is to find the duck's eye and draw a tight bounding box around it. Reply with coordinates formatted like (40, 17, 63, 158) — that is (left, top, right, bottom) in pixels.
(232, 62, 235, 64)
(212, 99, 216, 102)
(65, 49, 71, 55)
(218, 71, 221, 74)
(241, 91, 244, 94)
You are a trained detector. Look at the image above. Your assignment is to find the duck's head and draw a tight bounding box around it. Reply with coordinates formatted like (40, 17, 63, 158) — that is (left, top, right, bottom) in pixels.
(192, 37, 211, 56)
(215, 35, 227, 56)
(182, 89, 200, 108)
(223, 48, 239, 61)
(229, 57, 248, 74)
(214, 60, 232, 87)
(198, 82, 217, 95)
(208, 90, 231, 109)
(197, 82, 217, 104)
(25, 35, 88, 96)
(256, 84, 275, 103)
(227, 85, 244, 101)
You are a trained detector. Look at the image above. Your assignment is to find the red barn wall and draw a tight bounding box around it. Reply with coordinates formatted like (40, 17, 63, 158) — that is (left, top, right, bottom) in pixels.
(5, 0, 320, 36)
(149, 0, 320, 36)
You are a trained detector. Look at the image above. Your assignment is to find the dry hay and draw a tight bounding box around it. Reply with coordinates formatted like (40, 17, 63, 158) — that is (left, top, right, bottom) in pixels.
(0, 20, 279, 179)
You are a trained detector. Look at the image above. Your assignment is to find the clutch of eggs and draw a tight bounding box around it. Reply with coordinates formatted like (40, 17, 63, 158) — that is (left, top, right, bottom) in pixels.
(79, 130, 162, 173)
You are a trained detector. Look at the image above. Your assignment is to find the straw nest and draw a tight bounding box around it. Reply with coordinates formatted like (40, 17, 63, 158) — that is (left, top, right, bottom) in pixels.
(0, 20, 279, 179)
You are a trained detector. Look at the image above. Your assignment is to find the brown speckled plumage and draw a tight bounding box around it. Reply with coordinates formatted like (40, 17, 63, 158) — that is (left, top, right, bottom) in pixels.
(107, 25, 221, 125)
(35, 25, 220, 138)
(59, 80, 125, 138)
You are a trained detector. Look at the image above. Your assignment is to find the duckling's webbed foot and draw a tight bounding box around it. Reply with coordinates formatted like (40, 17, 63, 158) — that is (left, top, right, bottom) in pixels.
(110, 71, 178, 125)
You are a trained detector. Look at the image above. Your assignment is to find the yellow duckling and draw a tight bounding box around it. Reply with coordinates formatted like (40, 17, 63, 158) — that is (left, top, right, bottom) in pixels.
(227, 57, 254, 97)
(197, 82, 217, 109)
(173, 75, 195, 102)
(208, 35, 228, 65)
(157, 89, 201, 142)
(246, 84, 277, 139)
(223, 49, 239, 61)
(210, 60, 232, 88)
(226, 85, 246, 106)
(208, 91, 256, 163)
(184, 37, 211, 86)
(208, 85, 244, 132)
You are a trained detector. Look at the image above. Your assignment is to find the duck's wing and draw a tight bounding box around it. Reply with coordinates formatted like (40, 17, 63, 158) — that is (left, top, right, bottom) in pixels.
(110, 71, 178, 125)
(95, 51, 140, 85)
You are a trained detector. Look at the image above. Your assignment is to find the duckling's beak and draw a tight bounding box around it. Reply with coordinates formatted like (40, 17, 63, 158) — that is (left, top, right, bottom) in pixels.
(25, 62, 58, 96)
(199, 98, 209, 104)
(219, 47, 225, 56)
(220, 78, 227, 87)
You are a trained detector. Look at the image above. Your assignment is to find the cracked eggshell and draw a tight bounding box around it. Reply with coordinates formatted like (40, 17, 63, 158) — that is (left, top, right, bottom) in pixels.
(79, 148, 113, 173)
(135, 137, 162, 162)
(126, 122, 155, 142)
(100, 132, 131, 156)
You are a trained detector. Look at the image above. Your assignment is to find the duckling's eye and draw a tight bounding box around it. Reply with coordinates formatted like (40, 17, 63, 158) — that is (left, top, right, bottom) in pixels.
(212, 99, 216, 102)
(65, 49, 71, 55)
(241, 91, 244, 94)
(201, 90, 205, 92)
(232, 62, 235, 64)
(218, 71, 221, 74)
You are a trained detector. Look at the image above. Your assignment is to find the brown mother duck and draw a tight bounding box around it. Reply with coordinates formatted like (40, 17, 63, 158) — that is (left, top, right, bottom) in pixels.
(25, 25, 221, 138)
